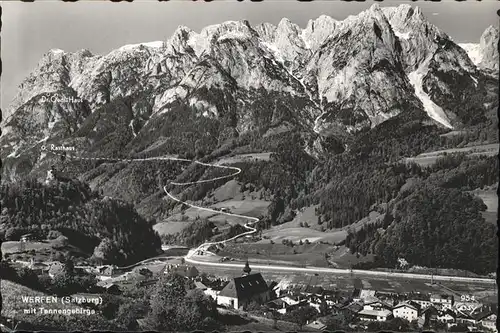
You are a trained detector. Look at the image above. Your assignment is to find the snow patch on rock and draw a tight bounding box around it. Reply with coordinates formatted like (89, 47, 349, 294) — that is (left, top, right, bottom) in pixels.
(459, 43, 482, 65)
(394, 30, 410, 40)
(408, 64, 453, 129)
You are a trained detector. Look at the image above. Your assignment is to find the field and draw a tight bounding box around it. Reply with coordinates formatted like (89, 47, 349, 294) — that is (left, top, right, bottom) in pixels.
(216, 152, 272, 165)
(1, 241, 54, 254)
(1, 240, 87, 263)
(261, 227, 346, 244)
(153, 221, 192, 236)
(167, 198, 270, 227)
(404, 143, 499, 167)
(261, 209, 381, 244)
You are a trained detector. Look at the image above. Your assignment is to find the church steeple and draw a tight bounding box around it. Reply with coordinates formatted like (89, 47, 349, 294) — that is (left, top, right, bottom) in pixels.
(243, 260, 251, 276)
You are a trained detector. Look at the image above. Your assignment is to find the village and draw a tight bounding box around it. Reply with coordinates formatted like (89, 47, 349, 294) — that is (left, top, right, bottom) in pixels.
(5, 248, 496, 333)
(1, 232, 497, 332)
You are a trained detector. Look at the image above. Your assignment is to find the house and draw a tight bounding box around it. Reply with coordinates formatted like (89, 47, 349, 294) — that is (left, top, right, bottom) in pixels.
(103, 283, 122, 295)
(393, 302, 420, 322)
(359, 289, 377, 301)
(165, 264, 199, 279)
(309, 300, 322, 313)
(418, 305, 439, 328)
(358, 309, 392, 322)
(204, 287, 221, 301)
(303, 285, 324, 297)
(216, 263, 271, 310)
(410, 293, 432, 310)
(28, 259, 49, 275)
(20, 234, 34, 242)
(267, 298, 288, 313)
(280, 295, 302, 306)
(331, 303, 344, 315)
(341, 302, 364, 322)
(471, 305, 498, 332)
(476, 312, 497, 332)
(363, 297, 393, 311)
(194, 281, 208, 291)
(98, 265, 118, 277)
(430, 294, 454, 310)
(268, 298, 308, 314)
(455, 310, 475, 325)
(306, 318, 328, 330)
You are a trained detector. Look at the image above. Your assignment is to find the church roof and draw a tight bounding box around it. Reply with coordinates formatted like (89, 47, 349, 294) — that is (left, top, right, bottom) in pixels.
(218, 273, 269, 300)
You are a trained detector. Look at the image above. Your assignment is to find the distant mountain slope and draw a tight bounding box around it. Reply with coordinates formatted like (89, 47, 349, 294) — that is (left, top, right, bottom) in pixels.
(2, 5, 497, 171)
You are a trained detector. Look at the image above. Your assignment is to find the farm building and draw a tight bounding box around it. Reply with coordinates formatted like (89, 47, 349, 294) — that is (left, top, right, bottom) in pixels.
(410, 293, 432, 309)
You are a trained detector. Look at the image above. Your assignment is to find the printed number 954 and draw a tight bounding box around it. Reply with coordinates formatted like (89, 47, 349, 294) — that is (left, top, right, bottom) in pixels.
(461, 295, 476, 302)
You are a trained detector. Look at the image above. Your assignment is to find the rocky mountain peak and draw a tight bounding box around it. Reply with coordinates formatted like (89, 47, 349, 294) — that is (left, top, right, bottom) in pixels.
(255, 22, 277, 43)
(167, 25, 195, 54)
(302, 15, 337, 51)
(479, 25, 499, 72)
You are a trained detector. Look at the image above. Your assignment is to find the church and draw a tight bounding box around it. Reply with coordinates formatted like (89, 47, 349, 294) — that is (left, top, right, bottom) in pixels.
(216, 261, 272, 310)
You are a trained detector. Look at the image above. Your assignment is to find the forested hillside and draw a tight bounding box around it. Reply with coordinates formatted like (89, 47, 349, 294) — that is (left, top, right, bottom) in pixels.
(0, 177, 162, 265)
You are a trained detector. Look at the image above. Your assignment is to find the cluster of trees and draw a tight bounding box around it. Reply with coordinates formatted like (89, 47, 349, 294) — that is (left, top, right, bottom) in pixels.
(346, 183, 496, 274)
(343, 152, 498, 275)
(127, 101, 220, 158)
(376, 185, 495, 274)
(144, 273, 220, 331)
(0, 177, 161, 265)
(427, 155, 498, 190)
(162, 218, 215, 247)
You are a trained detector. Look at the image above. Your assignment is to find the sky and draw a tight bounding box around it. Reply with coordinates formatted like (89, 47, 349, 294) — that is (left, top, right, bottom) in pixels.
(1, 0, 499, 112)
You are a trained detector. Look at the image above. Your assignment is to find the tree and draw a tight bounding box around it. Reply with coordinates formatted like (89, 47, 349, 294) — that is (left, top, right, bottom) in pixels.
(17, 267, 41, 289)
(146, 274, 218, 331)
(52, 235, 69, 249)
(285, 305, 317, 330)
(319, 300, 328, 315)
(115, 301, 148, 330)
(100, 294, 121, 319)
(92, 238, 119, 264)
(324, 314, 349, 331)
(47, 230, 63, 240)
(5, 227, 22, 241)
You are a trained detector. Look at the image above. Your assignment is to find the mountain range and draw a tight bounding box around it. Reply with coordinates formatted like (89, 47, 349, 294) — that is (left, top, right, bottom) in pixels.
(2, 5, 498, 172)
(1, 4, 498, 275)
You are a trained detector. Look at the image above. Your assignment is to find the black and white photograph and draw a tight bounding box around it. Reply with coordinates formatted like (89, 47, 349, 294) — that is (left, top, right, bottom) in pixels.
(0, 0, 498, 332)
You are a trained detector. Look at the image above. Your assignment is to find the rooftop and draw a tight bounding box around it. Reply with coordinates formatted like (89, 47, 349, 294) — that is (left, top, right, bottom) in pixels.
(394, 302, 419, 311)
(359, 309, 392, 317)
(218, 273, 269, 299)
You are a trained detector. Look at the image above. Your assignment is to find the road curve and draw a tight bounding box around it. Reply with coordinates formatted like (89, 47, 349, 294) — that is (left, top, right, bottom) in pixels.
(54, 152, 495, 285)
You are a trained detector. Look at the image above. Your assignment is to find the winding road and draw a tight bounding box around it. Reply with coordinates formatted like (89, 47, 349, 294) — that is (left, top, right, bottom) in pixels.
(52, 151, 495, 285)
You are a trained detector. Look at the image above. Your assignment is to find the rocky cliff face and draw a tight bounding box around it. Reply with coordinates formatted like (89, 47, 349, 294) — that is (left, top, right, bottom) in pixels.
(2, 4, 497, 182)
(479, 25, 499, 72)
